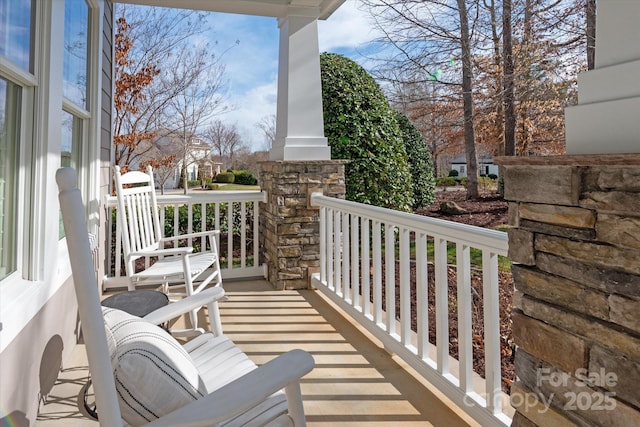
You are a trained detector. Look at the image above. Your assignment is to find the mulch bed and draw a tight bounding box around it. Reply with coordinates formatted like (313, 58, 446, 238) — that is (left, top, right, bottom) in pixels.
(398, 189, 514, 393)
(376, 261, 514, 394)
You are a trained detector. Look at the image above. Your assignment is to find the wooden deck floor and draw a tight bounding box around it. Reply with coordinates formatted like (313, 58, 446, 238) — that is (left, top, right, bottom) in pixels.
(35, 280, 478, 426)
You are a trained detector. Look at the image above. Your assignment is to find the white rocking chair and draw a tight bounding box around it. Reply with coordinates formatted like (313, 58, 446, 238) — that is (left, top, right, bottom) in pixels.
(57, 167, 314, 427)
(114, 165, 222, 332)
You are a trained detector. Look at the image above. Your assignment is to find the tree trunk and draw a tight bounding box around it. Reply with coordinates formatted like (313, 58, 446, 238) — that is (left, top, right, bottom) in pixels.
(488, 0, 505, 158)
(586, 0, 596, 70)
(503, 0, 516, 156)
(456, 0, 479, 199)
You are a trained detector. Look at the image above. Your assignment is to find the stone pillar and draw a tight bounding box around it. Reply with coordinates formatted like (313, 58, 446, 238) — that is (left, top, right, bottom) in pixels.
(498, 155, 640, 426)
(259, 160, 346, 290)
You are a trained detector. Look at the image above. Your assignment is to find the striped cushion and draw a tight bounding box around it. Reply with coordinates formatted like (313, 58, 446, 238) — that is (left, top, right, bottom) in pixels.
(102, 307, 207, 426)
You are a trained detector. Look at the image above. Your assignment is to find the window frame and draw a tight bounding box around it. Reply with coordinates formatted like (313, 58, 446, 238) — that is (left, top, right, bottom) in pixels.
(0, 0, 104, 353)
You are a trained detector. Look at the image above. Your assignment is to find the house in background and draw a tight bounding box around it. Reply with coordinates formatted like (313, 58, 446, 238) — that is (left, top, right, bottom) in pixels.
(132, 128, 216, 189)
(450, 153, 499, 177)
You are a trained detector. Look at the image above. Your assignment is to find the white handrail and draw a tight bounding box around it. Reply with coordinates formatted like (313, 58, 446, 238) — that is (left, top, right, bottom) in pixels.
(310, 193, 512, 427)
(104, 191, 267, 289)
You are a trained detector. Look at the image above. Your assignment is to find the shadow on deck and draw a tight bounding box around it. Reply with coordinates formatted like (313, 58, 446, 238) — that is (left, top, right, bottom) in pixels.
(36, 280, 478, 426)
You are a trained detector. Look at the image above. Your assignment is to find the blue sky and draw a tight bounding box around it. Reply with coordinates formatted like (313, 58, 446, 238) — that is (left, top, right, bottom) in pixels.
(205, 0, 380, 151)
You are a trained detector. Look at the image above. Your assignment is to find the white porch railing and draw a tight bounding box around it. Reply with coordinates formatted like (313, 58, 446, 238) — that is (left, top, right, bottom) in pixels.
(104, 191, 267, 290)
(310, 193, 512, 427)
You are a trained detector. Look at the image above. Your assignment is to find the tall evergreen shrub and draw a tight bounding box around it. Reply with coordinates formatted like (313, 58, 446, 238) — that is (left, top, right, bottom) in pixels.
(394, 111, 436, 209)
(320, 53, 413, 212)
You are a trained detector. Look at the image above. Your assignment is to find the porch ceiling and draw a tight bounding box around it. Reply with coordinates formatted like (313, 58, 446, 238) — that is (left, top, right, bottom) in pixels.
(115, 0, 346, 19)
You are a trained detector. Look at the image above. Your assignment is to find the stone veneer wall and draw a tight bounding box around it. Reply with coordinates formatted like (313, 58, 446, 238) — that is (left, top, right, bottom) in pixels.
(498, 155, 640, 427)
(259, 161, 347, 290)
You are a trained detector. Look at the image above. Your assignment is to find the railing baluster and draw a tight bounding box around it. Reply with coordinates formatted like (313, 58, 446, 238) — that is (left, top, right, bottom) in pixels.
(173, 203, 179, 248)
(326, 208, 334, 290)
(333, 210, 341, 296)
(342, 212, 350, 302)
(400, 227, 410, 346)
(483, 251, 502, 415)
(416, 232, 428, 359)
(114, 213, 122, 280)
(362, 217, 370, 318)
(457, 242, 473, 393)
(159, 207, 166, 237)
(200, 202, 206, 249)
(373, 220, 382, 326)
(240, 201, 246, 268)
(227, 202, 233, 269)
(351, 214, 360, 310)
(253, 201, 259, 267)
(319, 206, 326, 283)
(435, 237, 449, 375)
(187, 203, 193, 247)
(385, 223, 396, 336)
(214, 203, 220, 254)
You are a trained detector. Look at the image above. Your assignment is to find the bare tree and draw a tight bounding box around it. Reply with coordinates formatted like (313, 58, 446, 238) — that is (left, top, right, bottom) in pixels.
(162, 47, 228, 193)
(113, 6, 213, 170)
(204, 120, 248, 169)
(140, 152, 177, 195)
(586, 0, 596, 70)
(502, 0, 516, 156)
(361, 0, 482, 198)
(456, 0, 480, 198)
(256, 114, 276, 151)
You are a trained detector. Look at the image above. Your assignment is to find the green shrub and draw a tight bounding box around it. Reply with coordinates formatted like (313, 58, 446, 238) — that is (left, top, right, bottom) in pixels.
(448, 169, 459, 177)
(320, 52, 413, 212)
(488, 173, 498, 180)
(187, 180, 200, 187)
(436, 177, 457, 187)
(215, 172, 235, 184)
(233, 170, 258, 185)
(207, 183, 219, 190)
(394, 111, 436, 209)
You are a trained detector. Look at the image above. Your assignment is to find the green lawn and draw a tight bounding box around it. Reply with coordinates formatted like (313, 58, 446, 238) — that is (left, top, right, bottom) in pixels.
(382, 234, 511, 272)
(214, 183, 261, 191)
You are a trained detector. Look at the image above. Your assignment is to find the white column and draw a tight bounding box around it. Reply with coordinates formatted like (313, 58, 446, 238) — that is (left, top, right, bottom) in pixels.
(270, 14, 330, 161)
(565, 0, 640, 154)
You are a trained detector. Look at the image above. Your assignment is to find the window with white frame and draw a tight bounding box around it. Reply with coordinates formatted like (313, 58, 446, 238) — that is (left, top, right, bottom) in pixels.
(0, 0, 100, 284)
(0, 0, 34, 282)
(60, 0, 90, 239)
(0, 0, 34, 73)
(0, 79, 21, 280)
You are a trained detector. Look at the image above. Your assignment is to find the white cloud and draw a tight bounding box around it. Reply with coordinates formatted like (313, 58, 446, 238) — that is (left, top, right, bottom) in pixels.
(202, 2, 379, 153)
(318, 0, 379, 51)
(215, 80, 277, 152)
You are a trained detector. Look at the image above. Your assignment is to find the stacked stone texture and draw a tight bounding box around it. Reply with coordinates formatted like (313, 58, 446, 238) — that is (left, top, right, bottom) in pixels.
(500, 155, 640, 427)
(259, 161, 346, 290)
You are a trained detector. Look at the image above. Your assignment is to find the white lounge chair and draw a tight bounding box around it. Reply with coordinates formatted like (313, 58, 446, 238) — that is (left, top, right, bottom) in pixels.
(57, 167, 314, 426)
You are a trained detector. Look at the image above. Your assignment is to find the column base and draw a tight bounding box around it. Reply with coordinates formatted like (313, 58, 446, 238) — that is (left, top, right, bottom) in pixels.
(269, 137, 331, 161)
(259, 160, 346, 290)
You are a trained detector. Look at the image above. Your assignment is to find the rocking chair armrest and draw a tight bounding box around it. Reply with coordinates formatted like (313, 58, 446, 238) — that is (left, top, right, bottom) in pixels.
(146, 349, 315, 427)
(142, 287, 225, 326)
(129, 247, 194, 258)
(160, 230, 220, 242)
